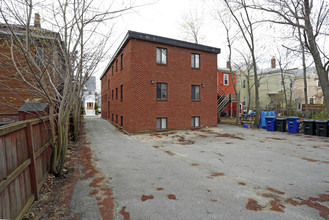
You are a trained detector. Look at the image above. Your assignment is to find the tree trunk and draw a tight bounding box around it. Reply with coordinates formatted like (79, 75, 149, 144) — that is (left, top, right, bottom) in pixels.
(72, 97, 82, 141)
(252, 53, 260, 127)
(304, 0, 329, 114)
(280, 68, 288, 109)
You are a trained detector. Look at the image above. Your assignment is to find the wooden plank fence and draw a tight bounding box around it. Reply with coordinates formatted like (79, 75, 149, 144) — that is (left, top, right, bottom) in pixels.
(0, 116, 54, 219)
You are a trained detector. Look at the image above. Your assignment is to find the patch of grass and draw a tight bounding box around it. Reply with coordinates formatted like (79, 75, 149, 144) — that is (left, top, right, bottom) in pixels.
(219, 117, 238, 124)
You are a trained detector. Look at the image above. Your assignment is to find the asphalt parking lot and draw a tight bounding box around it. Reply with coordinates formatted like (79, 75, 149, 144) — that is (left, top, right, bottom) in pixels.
(80, 116, 329, 220)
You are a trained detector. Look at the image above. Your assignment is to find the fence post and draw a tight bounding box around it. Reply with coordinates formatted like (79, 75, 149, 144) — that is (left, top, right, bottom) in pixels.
(26, 122, 39, 200)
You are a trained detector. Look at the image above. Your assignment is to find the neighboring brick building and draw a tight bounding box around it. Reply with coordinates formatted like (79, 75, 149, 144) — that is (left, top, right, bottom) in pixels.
(217, 65, 238, 117)
(0, 14, 63, 124)
(100, 31, 220, 132)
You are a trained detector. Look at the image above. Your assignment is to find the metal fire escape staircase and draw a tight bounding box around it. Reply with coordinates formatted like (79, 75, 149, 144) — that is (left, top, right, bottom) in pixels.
(217, 86, 231, 114)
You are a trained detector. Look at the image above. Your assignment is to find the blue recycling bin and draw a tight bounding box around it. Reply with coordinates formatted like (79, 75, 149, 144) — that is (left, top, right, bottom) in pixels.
(287, 117, 300, 133)
(265, 116, 276, 131)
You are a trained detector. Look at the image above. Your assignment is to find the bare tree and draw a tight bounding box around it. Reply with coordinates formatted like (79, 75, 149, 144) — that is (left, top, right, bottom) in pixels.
(180, 10, 205, 44)
(275, 47, 296, 113)
(253, 0, 329, 114)
(214, 7, 241, 123)
(234, 51, 255, 112)
(0, 0, 137, 176)
(221, 0, 261, 126)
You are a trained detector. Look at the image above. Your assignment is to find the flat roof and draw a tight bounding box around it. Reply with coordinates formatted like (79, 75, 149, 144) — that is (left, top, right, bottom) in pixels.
(100, 30, 221, 79)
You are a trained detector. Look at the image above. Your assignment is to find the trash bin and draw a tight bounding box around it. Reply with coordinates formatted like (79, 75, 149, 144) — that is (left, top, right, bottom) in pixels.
(276, 118, 287, 132)
(303, 119, 316, 135)
(315, 120, 328, 137)
(265, 116, 276, 131)
(287, 117, 300, 133)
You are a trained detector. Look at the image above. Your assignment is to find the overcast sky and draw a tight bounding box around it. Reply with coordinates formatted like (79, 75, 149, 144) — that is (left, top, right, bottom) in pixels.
(95, 0, 227, 77)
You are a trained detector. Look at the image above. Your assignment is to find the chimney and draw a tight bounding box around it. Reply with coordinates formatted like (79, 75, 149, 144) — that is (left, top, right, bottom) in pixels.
(34, 13, 41, 28)
(271, 56, 276, 68)
(226, 60, 231, 69)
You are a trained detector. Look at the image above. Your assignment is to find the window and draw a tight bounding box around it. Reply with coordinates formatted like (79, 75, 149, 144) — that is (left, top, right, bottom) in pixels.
(116, 114, 118, 124)
(191, 116, 200, 128)
(309, 97, 314, 104)
(116, 60, 118, 71)
(243, 97, 246, 106)
(156, 117, 167, 130)
(191, 53, 200, 68)
(116, 88, 118, 99)
(156, 83, 167, 100)
(112, 114, 114, 121)
(36, 46, 44, 66)
(121, 116, 123, 127)
(191, 85, 200, 100)
(242, 80, 246, 88)
(87, 102, 94, 110)
(224, 74, 229, 85)
(120, 85, 123, 101)
(121, 54, 123, 69)
(156, 48, 167, 64)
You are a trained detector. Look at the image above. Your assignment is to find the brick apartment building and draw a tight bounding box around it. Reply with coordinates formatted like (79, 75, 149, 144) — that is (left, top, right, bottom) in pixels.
(100, 31, 220, 132)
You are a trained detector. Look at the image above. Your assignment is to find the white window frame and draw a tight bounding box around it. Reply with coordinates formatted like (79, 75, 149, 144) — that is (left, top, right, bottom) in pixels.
(191, 85, 200, 100)
(156, 82, 167, 100)
(224, 74, 229, 85)
(191, 116, 200, 128)
(309, 97, 315, 105)
(191, 53, 200, 68)
(156, 48, 167, 64)
(156, 117, 167, 130)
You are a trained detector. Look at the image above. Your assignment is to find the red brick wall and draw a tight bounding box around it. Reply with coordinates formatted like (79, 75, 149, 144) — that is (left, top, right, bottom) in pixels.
(0, 38, 61, 124)
(101, 38, 218, 132)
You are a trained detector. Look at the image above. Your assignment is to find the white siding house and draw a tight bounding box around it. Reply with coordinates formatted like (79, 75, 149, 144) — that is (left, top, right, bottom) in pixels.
(83, 76, 96, 115)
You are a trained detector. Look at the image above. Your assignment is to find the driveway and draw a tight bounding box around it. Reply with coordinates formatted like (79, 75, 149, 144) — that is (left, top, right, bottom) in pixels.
(81, 116, 329, 220)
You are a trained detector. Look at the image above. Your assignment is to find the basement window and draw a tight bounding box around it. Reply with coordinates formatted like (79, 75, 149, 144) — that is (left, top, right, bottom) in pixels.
(191, 116, 200, 128)
(156, 117, 167, 130)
